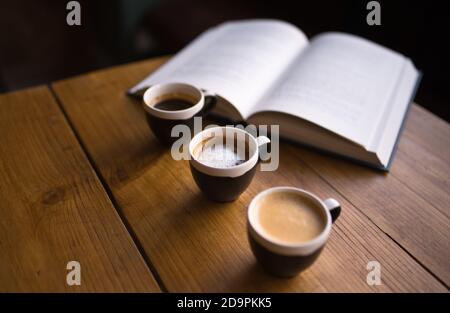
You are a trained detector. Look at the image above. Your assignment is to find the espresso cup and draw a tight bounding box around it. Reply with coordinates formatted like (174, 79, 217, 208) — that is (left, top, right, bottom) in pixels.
(247, 187, 341, 277)
(143, 82, 216, 145)
(189, 126, 270, 202)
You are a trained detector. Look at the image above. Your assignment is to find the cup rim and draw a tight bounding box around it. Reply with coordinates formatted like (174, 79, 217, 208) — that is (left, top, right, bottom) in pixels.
(189, 126, 259, 178)
(143, 82, 204, 120)
(247, 186, 332, 256)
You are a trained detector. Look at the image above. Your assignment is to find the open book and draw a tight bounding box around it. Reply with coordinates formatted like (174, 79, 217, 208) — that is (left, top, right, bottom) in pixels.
(129, 19, 420, 170)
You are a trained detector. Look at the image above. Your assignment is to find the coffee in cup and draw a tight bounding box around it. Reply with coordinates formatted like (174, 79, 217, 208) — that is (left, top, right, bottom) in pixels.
(189, 126, 270, 202)
(153, 95, 197, 111)
(143, 83, 216, 145)
(247, 187, 341, 277)
(193, 135, 251, 168)
(257, 191, 326, 244)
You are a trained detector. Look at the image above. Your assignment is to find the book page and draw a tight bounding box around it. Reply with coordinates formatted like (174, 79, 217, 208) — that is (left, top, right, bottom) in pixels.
(254, 32, 407, 148)
(129, 20, 308, 119)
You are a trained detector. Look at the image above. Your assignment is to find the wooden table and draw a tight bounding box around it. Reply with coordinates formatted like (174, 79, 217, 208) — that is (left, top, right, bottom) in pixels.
(1, 56, 449, 292)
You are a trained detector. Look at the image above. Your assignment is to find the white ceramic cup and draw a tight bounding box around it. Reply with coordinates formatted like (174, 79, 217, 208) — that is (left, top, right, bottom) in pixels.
(247, 186, 341, 277)
(189, 126, 270, 202)
(143, 82, 216, 144)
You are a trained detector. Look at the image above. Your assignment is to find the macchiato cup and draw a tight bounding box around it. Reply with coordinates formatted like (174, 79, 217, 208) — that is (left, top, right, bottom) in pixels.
(143, 82, 216, 145)
(189, 126, 270, 202)
(247, 187, 341, 277)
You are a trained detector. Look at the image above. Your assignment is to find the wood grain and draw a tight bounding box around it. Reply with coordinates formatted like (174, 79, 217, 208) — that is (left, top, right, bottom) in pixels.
(52, 57, 447, 292)
(0, 86, 160, 292)
(391, 106, 450, 217)
(295, 106, 450, 286)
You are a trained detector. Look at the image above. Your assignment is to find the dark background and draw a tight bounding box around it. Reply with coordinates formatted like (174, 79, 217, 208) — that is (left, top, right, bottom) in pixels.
(0, 0, 448, 121)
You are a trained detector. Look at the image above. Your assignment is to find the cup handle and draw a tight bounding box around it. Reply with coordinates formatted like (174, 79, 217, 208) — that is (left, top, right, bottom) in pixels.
(323, 198, 341, 223)
(200, 90, 218, 116)
(256, 135, 270, 162)
(256, 136, 270, 147)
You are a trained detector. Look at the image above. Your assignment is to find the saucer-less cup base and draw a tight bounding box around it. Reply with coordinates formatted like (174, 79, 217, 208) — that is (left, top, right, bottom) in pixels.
(145, 113, 195, 145)
(143, 83, 207, 145)
(248, 232, 324, 277)
(190, 164, 257, 202)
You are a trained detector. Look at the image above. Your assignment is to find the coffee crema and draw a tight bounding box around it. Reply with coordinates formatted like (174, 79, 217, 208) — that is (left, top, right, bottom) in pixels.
(256, 191, 325, 244)
(151, 93, 197, 111)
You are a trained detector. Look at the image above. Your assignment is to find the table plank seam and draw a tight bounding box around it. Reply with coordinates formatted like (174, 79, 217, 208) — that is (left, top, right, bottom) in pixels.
(48, 57, 449, 291)
(296, 156, 449, 290)
(48, 84, 168, 292)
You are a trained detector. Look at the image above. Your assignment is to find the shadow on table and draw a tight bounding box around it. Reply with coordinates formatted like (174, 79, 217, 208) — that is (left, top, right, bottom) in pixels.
(150, 189, 315, 292)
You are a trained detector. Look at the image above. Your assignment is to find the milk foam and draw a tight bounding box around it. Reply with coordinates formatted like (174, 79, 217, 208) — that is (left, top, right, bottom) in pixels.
(197, 144, 246, 168)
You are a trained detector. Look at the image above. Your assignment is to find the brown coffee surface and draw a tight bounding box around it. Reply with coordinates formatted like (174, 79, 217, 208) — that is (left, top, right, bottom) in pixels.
(154, 98, 194, 111)
(150, 93, 197, 111)
(256, 191, 325, 244)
